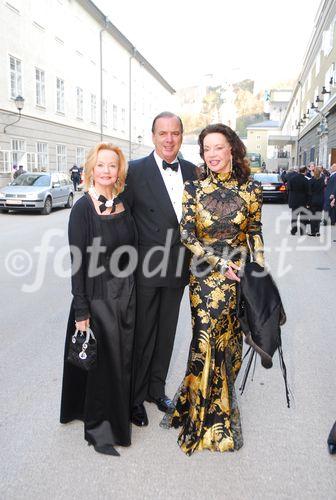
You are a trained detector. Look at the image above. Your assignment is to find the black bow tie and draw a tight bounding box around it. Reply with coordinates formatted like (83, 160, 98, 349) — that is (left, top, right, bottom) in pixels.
(98, 194, 116, 213)
(162, 160, 179, 172)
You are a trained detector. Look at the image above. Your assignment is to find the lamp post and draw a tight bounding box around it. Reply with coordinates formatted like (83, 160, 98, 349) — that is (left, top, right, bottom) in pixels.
(3, 95, 25, 133)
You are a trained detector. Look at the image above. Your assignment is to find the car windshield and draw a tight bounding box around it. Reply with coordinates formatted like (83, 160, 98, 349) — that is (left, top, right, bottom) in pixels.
(11, 174, 50, 187)
(254, 174, 280, 183)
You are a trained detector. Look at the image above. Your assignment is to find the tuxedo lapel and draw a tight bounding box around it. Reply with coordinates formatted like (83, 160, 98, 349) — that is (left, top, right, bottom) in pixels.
(144, 153, 178, 226)
(180, 160, 191, 183)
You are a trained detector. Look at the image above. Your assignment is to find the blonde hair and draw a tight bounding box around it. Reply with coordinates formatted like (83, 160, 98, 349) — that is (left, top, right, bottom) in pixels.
(84, 143, 127, 195)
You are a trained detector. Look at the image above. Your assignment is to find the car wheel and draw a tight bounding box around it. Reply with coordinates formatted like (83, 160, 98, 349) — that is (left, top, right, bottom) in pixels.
(41, 197, 52, 215)
(65, 193, 73, 208)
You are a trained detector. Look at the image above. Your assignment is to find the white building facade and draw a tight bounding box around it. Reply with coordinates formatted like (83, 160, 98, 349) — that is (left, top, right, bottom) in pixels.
(0, 0, 175, 182)
(270, 0, 336, 169)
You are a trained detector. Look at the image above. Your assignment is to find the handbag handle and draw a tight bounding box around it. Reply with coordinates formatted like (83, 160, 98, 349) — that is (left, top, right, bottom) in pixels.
(71, 328, 96, 360)
(72, 327, 96, 343)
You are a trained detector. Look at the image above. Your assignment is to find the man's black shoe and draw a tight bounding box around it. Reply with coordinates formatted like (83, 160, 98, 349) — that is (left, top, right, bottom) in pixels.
(131, 403, 148, 427)
(147, 395, 174, 413)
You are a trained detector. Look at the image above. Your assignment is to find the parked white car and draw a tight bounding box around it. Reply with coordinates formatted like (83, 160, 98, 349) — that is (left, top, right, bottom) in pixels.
(0, 172, 74, 215)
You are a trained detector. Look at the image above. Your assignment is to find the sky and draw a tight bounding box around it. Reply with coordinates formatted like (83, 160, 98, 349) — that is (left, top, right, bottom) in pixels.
(95, 0, 322, 90)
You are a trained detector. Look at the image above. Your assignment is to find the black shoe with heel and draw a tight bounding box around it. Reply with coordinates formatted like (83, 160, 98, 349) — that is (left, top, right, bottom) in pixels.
(87, 441, 120, 456)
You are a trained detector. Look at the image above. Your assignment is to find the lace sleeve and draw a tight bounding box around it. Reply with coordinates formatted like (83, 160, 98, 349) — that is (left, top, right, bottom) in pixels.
(246, 182, 264, 266)
(180, 180, 228, 269)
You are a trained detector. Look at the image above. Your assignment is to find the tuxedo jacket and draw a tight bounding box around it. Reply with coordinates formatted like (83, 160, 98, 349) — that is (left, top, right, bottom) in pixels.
(287, 173, 310, 209)
(324, 173, 336, 210)
(122, 152, 197, 287)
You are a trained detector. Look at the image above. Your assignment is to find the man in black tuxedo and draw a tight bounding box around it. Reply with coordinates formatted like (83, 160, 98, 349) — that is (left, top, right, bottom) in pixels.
(287, 166, 311, 235)
(123, 112, 197, 426)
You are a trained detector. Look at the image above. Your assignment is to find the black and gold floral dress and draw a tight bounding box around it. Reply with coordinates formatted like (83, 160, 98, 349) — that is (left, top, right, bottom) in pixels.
(161, 170, 264, 455)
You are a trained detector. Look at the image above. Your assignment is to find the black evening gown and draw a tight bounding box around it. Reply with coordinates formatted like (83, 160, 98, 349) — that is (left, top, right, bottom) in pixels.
(60, 203, 136, 448)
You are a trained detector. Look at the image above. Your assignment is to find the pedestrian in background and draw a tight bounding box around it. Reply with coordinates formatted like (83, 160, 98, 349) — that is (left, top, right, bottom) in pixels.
(70, 164, 81, 191)
(60, 143, 137, 457)
(161, 123, 264, 455)
(306, 161, 315, 179)
(122, 111, 197, 428)
(13, 165, 26, 179)
(287, 166, 310, 235)
(324, 163, 336, 225)
(307, 166, 324, 236)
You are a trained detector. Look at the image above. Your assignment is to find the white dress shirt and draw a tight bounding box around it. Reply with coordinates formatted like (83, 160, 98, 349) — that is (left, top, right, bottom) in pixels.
(153, 151, 184, 221)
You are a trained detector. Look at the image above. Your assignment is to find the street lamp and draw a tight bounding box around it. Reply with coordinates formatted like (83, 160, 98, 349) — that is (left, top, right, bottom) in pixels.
(3, 95, 25, 133)
(321, 86, 331, 95)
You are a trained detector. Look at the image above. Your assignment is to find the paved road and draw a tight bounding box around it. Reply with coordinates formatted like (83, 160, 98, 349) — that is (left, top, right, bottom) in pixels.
(1, 198, 335, 499)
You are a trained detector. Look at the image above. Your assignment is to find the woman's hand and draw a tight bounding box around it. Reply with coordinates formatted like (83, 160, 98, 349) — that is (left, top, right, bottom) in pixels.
(224, 262, 241, 282)
(75, 318, 90, 332)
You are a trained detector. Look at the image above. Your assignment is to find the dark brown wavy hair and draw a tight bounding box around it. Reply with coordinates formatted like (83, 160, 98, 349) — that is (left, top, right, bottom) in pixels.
(198, 123, 250, 184)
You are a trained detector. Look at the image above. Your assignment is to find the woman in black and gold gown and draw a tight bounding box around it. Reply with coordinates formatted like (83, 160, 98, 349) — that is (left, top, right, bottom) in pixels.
(161, 123, 264, 455)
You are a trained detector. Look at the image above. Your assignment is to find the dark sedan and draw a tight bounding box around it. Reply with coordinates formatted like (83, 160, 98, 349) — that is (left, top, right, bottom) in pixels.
(253, 173, 287, 202)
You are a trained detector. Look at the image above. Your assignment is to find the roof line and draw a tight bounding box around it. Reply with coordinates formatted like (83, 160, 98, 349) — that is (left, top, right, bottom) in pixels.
(77, 0, 175, 94)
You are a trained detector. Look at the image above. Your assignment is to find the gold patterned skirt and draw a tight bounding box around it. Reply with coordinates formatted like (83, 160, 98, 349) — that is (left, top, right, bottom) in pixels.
(161, 269, 243, 455)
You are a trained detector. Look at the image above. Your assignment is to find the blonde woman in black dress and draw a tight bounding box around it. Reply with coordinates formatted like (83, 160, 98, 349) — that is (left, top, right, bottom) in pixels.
(161, 124, 264, 455)
(60, 143, 136, 456)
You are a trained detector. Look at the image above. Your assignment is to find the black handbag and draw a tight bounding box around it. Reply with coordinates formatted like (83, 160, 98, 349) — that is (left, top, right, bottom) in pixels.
(67, 328, 97, 371)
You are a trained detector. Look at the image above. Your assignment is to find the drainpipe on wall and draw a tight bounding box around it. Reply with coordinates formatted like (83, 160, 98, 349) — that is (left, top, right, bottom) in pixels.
(99, 17, 108, 142)
(296, 81, 302, 166)
(129, 48, 137, 161)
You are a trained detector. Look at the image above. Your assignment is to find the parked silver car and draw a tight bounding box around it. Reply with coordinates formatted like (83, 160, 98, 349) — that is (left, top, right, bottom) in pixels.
(0, 172, 74, 215)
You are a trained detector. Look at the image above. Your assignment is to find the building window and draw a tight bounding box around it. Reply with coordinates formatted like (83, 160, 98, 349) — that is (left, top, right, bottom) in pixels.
(26, 153, 36, 171)
(35, 68, 45, 107)
(256, 135, 261, 140)
(113, 105, 117, 130)
(56, 77, 64, 113)
(102, 99, 107, 126)
(56, 144, 67, 171)
(11, 138, 25, 166)
(256, 145, 261, 150)
(121, 108, 126, 132)
(324, 64, 334, 104)
(76, 87, 83, 119)
(9, 55, 22, 99)
(36, 142, 48, 170)
(310, 147, 315, 162)
(0, 151, 11, 173)
(90, 94, 96, 123)
(76, 147, 86, 168)
(323, 22, 334, 56)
